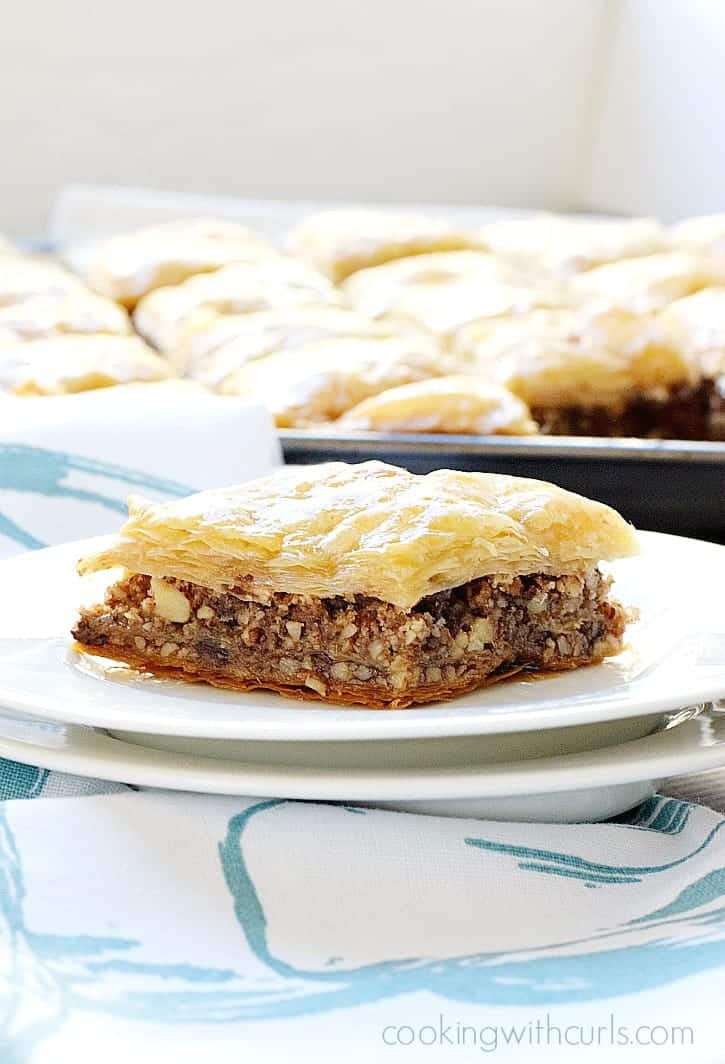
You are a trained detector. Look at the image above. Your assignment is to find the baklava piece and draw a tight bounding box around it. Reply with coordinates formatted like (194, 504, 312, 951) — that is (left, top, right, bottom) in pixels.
(133, 258, 342, 351)
(0, 257, 89, 308)
(669, 214, 725, 260)
(0, 334, 174, 396)
(0, 292, 131, 345)
(170, 305, 429, 382)
(659, 287, 725, 439)
(342, 251, 573, 337)
(338, 375, 537, 435)
(287, 209, 478, 283)
(455, 305, 706, 437)
(478, 214, 666, 275)
(73, 462, 636, 708)
(85, 218, 278, 308)
(219, 334, 450, 425)
(571, 252, 725, 313)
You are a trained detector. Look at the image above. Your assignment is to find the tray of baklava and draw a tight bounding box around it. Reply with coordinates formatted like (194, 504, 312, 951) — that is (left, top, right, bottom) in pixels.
(1, 206, 724, 535)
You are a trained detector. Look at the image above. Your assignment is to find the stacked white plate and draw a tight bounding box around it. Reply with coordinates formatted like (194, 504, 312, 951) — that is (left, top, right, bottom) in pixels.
(0, 531, 724, 822)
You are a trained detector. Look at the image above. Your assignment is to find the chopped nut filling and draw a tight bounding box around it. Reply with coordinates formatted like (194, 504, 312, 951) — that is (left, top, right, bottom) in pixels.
(534, 380, 724, 439)
(73, 568, 626, 708)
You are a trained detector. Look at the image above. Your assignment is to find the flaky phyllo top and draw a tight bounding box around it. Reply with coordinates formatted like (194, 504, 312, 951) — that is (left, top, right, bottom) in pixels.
(79, 461, 638, 610)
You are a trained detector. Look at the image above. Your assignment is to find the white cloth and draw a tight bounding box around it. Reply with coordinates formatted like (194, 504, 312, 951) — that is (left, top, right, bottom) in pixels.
(2, 790, 725, 1063)
(0, 382, 281, 557)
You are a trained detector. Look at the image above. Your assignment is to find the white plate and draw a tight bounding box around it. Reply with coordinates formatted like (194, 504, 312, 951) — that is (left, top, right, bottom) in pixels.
(0, 532, 724, 742)
(1, 706, 724, 822)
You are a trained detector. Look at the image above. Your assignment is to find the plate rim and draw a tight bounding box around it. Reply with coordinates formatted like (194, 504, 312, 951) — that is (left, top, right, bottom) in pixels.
(0, 708, 723, 799)
(0, 530, 724, 742)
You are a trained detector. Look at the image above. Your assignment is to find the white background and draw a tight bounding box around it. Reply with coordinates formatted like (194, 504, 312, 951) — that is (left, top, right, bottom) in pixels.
(1, 0, 723, 234)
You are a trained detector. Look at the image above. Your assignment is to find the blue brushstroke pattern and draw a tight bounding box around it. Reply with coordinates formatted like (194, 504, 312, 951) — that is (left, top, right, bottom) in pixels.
(464, 818, 724, 886)
(0, 443, 192, 549)
(628, 868, 725, 924)
(2, 794, 725, 1056)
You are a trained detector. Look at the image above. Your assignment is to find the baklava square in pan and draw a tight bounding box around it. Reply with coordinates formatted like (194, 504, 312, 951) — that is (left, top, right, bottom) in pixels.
(287, 209, 478, 283)
(86, 219, 278, 308)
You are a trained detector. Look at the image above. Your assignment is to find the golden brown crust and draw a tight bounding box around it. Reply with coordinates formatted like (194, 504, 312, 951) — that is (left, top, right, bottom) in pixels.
(571, 252, 725, 312)
(170, 305, 429, 383)
(287, 209, 480, 283)
(0, 334, 175, 396)
(454, 305, 695, 409)
(337, 374, 538, 435)
(0, 256, 88, 308)
(219, 335, 448, 425)
(478, 214, 666, 275)
(342, 251, 573, 337)
(78, 461, 639, 610)
(132, 258, 341, 352)
(658, 287, 725, 380)
(86, 219, 277, 308)
(0, 292, 131, 344)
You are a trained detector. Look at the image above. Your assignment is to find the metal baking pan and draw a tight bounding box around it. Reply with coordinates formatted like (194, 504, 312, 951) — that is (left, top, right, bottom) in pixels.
(281, 431, 725, 539)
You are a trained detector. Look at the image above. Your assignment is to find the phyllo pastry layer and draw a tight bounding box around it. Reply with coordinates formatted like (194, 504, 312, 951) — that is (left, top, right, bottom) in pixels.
(571, 252, 725, 313)
(0, 257, 89, 308)
(219, 335, 448, 426)
(342, 251, 573, 337)
(74, 462, 636, 707)
(478, 214, 665, 276)
(454, 305, 709, 438)
(132, 258, 341, 352)
(287, 209, 478, 283)
(659, 287, 725, 379)
(168, 305, 424, 382)
(0, 292, 131, 344)
(85, 219, 277, 308)
(0, 334, 174, 396)
(338, 375, 537, 436)
(658, 288, 725, 440)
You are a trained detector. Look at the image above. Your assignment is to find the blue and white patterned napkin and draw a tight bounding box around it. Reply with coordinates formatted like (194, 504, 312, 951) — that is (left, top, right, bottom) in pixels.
(0, 382, 280, 559)
(1, 396, 725, 1062)
(3, 791, 725, 1062)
